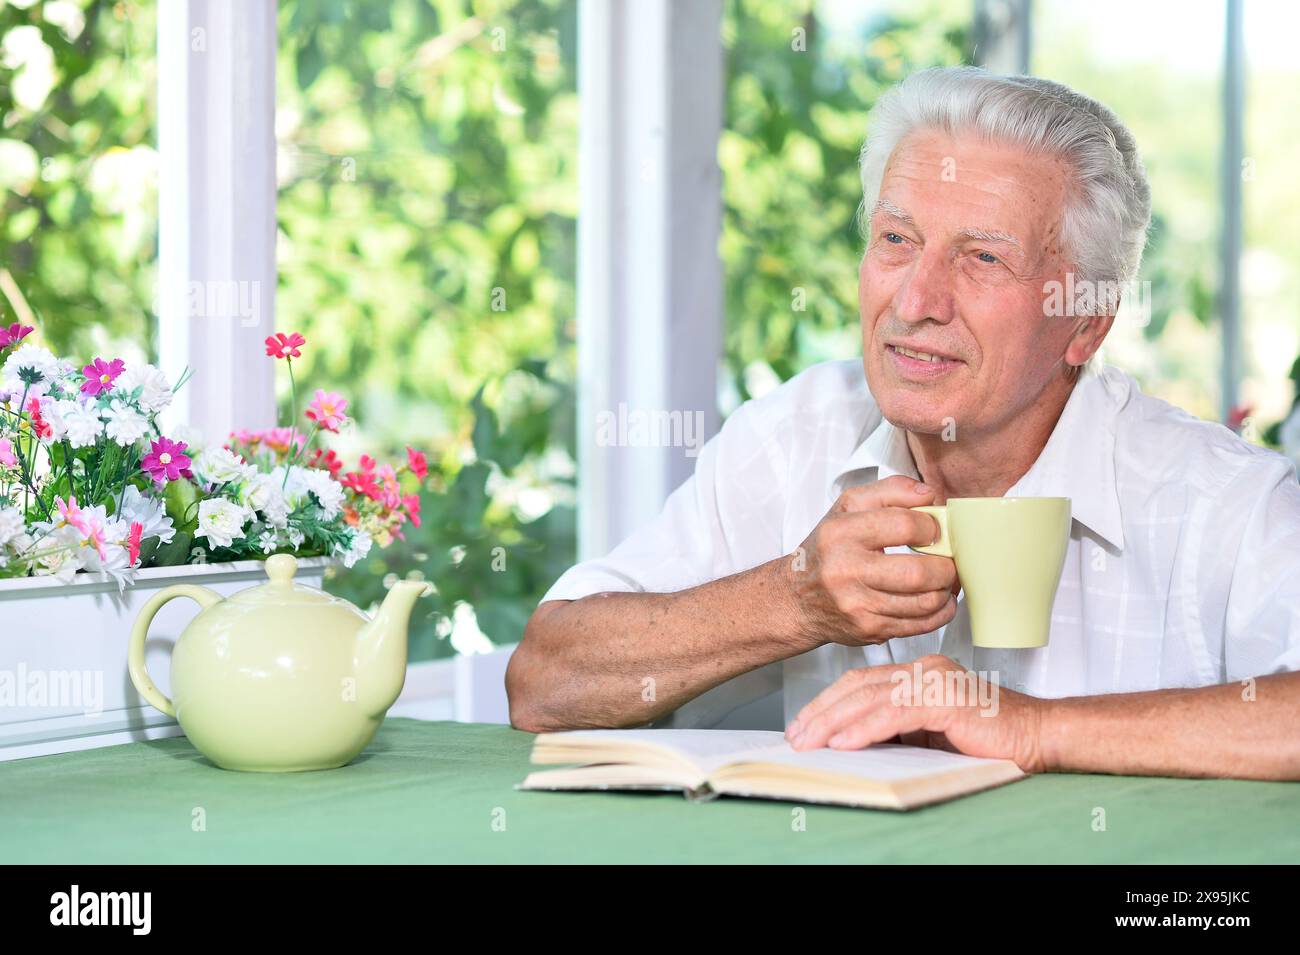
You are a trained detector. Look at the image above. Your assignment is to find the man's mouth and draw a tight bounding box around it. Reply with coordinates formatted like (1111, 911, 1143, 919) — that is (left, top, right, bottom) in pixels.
(885, 343, 964, 377)
(890, 345, 950, 362)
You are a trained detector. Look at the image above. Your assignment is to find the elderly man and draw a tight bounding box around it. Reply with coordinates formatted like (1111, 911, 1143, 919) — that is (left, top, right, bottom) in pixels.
(506, 66, 1300, 780)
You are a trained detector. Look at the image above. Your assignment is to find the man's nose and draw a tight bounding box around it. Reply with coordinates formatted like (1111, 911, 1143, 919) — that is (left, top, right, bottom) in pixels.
(893, 247, 955, 325)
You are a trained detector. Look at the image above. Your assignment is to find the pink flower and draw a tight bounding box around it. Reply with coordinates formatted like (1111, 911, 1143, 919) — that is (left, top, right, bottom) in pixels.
(0, 323, 34, 348)
(141, 437, 192, 486)
(406, 446, 428, 480)
(305, 390, 348, 433)
(81, 357, 126, 396)
(127, 521, 143, 567)
(0, 437, 15, 468)
(55, 496, 89, 534)
(265, 332, 307, 360)
(263, 427, 306, 455)
(82, 512, 107, 561)
(378, 463, 401, 509)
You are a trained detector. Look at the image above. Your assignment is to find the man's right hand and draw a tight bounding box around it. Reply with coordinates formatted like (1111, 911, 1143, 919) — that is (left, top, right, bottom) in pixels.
(785, 475, 959, 647)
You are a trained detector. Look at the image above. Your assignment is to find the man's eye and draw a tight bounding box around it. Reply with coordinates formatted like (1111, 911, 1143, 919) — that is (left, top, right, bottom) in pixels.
(883, 232, 905, 245)
(975, 250, 999, 264)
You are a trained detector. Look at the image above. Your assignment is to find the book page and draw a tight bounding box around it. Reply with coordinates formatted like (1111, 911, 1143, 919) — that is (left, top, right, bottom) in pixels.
(538, 729, 1017, 781)
(719, 741, 1020, 781)
(539, 729, 795, 773)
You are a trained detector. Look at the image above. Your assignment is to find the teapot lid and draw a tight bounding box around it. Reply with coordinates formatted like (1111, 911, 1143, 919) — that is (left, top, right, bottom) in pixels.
(230, 553, 356, 610)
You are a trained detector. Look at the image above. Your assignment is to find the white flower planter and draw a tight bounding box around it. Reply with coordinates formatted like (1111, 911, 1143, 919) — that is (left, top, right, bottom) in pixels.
(0, 557, 329, 761)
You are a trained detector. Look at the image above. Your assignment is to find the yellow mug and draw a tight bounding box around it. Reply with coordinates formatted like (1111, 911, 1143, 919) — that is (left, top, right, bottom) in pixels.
(910, 497, 1071, 649)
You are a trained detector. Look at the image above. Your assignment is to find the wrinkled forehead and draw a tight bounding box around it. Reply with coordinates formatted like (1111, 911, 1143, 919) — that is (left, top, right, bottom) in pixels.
(876, 129, 1072, 256)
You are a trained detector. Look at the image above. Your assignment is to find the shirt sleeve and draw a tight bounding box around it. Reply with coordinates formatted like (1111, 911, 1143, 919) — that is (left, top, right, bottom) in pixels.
(539, 396, 790, 604)
(1220, 453, 1300, 679)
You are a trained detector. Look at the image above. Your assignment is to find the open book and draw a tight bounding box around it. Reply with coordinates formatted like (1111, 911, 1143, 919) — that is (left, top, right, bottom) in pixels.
(521, 729, 1026, 811)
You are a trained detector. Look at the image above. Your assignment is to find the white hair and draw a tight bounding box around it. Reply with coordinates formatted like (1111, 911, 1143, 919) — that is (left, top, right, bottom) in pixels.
(859, 67, 1153, 370)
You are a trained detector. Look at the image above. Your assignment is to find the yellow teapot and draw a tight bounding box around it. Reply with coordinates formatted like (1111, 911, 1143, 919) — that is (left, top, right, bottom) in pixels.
(128, 554, 431, 772)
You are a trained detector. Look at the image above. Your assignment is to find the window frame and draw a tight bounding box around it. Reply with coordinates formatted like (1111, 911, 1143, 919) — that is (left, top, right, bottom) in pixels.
(157, 0, 277, 440)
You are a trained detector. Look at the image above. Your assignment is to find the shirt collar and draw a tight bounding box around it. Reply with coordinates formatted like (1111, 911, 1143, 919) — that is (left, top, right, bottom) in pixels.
(832, 363, 1126, 550)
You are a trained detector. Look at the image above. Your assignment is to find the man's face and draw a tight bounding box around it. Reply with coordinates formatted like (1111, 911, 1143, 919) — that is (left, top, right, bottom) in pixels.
(859, 129, 1078, 437)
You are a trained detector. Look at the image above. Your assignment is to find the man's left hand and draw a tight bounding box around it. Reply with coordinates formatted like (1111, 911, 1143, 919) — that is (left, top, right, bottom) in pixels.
(784, 654, 1050, 773)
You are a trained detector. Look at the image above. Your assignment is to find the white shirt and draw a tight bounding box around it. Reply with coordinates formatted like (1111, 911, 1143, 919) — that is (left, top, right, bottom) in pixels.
(541, 360, 1300, 730)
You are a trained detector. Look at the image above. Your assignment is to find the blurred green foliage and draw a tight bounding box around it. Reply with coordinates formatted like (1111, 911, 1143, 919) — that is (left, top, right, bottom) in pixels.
(275, 0, 578, 659)
(0, 0, 157, 364)
(719, 0, 969, 401)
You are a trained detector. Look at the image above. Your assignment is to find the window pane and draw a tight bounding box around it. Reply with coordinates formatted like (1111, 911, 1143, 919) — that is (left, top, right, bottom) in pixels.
(1033, 0, 1224, 421)
(0, 0, 157, 363)
(1242, 5, 1300, 435)
(275, 0, 577, 660)
(720, 0, 971, 410)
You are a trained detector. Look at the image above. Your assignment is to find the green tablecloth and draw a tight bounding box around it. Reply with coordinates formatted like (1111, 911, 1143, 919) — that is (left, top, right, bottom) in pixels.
(1, 718, 1295, 863)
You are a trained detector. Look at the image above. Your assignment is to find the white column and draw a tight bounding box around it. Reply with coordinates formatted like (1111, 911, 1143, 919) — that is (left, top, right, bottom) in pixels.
(1219, 0, 1245, 420)
(157, 0, 277, 441)
(973, 0, 1032, 74)
(577, 0, 724, 560)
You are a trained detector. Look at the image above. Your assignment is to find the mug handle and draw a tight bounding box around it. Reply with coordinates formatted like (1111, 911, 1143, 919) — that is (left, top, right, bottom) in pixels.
(909, 505, 953, 557)
(127, 584, 223, 717)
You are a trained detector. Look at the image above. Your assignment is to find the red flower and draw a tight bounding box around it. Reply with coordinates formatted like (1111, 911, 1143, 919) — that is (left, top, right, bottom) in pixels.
(127, 522, 144, 566)
(27, 397, 52, 439)
(402, 492, 422, 528)
(1226, 403, 1254, 433)
(341, 457, 382, 500)
(265, 332, 307, 360)
(308, 447, 343, 477)
(406, 446, 428, 480)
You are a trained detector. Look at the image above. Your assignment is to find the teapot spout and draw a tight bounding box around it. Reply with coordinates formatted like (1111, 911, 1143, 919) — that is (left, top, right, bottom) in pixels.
(354, 579, 433, 719)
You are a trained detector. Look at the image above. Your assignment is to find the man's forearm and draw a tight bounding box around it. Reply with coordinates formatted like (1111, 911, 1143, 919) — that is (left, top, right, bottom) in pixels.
(1040, 672, 1300, 780)
(507, 557, 817, 732)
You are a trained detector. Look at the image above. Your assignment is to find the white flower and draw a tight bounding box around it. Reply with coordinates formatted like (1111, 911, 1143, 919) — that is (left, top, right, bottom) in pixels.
(164, 421, 203, 456)
(75, 507, 133, 587)
(118, 484, 175, 544)
(29, 524, 85, 583)
(1, 343, 61, 398)
(273, 465, 310, 509)
(51, 359, 81, 399)
(0, 507, 24, 547)
(59, 399, 104, 448)
(285, 525, 305, 548)
(33, 395, 68, 440)
(193, 446, 256, 486)
(241, 472, 289, 527)
(336, 529, 372, 568)
(257, 529, 278, 554)
(300, 467, 344, 519)
(115, 362, 173, 415)
(104, 398, 149, 445)
(194, 498, 251, 550)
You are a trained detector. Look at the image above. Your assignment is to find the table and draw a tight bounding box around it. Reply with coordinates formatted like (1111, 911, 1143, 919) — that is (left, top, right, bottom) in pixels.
(1, 718, 1296, 863)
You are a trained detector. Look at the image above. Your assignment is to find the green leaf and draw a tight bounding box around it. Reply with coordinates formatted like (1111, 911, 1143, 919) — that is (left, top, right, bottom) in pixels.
(163, 479, 199, 533)
(148, 531, 193, 568)
(296, 32, 324, 91)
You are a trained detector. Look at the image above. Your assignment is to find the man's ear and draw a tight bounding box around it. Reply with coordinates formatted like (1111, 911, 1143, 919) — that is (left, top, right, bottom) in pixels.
(1064, 310, 1115, 367)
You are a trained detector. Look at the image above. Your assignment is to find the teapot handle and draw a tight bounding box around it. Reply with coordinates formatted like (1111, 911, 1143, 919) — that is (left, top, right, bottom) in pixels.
(127, 584, 223, 717)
